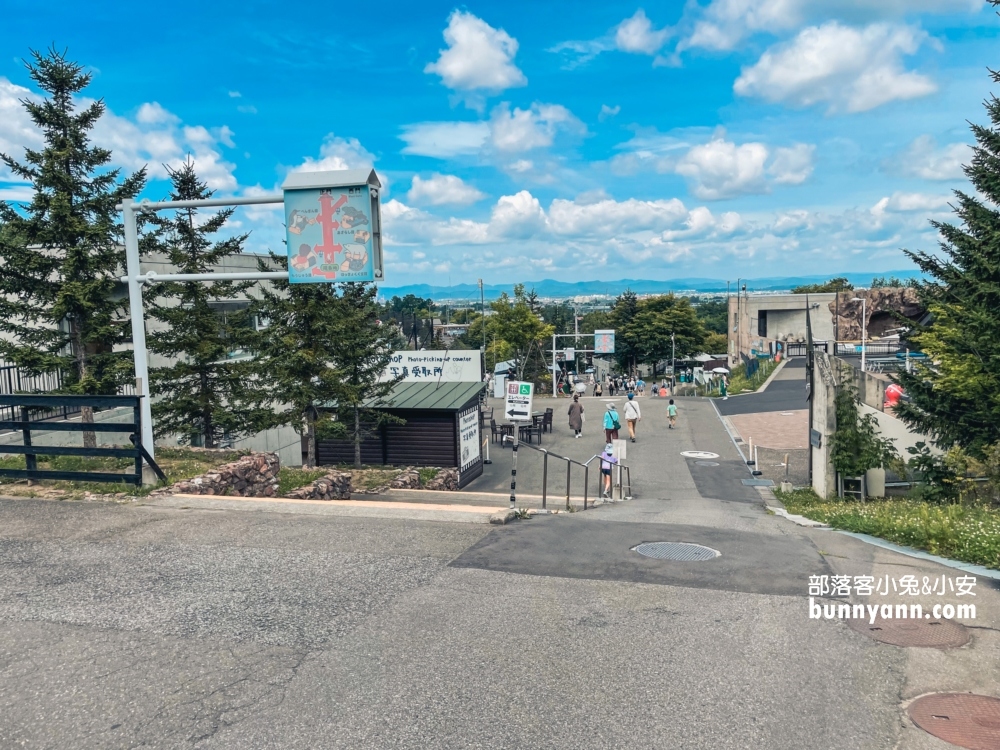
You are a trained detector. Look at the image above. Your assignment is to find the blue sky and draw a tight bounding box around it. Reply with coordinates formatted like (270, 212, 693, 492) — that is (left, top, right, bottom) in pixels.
(1, 0, 998, 286)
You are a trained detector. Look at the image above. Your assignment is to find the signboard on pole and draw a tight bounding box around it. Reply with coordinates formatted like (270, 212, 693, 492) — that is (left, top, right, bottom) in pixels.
(281, 169, 384, 284)
(564, 347, 575, 361)
(458, 407, 481, 471)
(594, 330, 615, 354)
(379, 350, 482, 383)
(504, 381, 534, 422)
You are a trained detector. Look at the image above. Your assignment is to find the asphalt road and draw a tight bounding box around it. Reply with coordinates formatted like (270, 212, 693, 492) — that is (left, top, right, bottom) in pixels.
(1, 394, 992, 748)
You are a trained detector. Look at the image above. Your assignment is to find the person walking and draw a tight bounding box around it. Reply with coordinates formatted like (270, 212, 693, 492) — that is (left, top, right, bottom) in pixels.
(624, 392, 641, 442)
(594, 380, 603, 398)
(600, 442, 618, 499)
(567, 395, 584, 439)
(720, 374, 729, 400)
(574, 379, 587, 399)
(636, 377, 645, 396)
(667, 398, 678, 429)
(603, 402, 621, 443)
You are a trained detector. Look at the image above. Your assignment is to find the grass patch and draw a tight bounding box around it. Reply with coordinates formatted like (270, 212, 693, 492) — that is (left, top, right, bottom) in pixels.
(0, 446, 243, 498)
(418, 468, 440, 486)
(277, 467, 327, 496)
(776, 487, 1000, 570)
(332, 465, 403, 491)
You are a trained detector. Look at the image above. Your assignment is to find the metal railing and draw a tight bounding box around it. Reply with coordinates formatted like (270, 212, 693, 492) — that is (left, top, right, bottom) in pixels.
(513, 441, 633, 510)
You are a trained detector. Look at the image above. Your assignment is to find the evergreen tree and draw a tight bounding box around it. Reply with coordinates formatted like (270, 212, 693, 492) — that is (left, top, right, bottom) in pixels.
(326, 283, 399, 468)
(246, 259, 399, 468)
(609, 289, 640, 373)
(244, 253, 344, 467)
(0, 48, 145, 446)
(143, 159, 265, 448)
(894, 60, 1000, 458)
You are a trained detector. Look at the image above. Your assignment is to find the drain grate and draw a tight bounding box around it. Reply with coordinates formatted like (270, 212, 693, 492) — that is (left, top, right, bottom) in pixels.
(680, 451, 720, 460)
(633, 542, 721, 561)
(909, 693, 1000, 750)
(696, 461, 720, 466)
(742, 478, 774, 486)
(847, 615, 970, 649)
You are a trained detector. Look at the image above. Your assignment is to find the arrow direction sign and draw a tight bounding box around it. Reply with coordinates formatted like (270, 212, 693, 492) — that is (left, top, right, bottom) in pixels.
(504, 381, 534, 423)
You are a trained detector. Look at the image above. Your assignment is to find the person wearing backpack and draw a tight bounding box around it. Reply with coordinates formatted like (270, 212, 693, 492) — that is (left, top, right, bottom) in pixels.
(603, 403, 621, 443)
(624, 392, 642, 442)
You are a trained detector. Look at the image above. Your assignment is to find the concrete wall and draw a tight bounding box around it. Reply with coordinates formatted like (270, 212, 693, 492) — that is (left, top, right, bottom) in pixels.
(729, 293, 837, 363)
(859, 403, 941, 459)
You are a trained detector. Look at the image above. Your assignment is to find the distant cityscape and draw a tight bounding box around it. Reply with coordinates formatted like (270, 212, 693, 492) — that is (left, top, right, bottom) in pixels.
(376, 270, 925, 304)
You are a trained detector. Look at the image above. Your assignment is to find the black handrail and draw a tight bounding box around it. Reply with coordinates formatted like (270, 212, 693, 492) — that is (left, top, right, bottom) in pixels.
(0, 395, 165, 486)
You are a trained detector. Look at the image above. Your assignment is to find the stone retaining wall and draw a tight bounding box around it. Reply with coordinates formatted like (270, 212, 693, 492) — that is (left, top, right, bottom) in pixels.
(155, 453, 280, 497)
(284, 471, 352, 500)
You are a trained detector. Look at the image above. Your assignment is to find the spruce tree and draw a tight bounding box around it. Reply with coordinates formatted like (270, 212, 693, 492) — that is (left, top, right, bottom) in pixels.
(246, 259, 399, 468)
(327, 283, 399, 468)
(143, 159, 265, 448)
(894, 59, 1000, 458)
(0, 48, 145, 446)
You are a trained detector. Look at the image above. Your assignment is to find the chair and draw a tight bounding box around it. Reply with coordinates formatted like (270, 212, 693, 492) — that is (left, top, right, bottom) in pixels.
(480, 406, 493, 428)
(542, 408, 554, 434)
(490, 419, 504, 445)
(519, 423, 543, 444)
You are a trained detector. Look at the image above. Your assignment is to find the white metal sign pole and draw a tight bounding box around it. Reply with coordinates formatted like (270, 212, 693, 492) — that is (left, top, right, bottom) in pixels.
(122, 198, 155, 462)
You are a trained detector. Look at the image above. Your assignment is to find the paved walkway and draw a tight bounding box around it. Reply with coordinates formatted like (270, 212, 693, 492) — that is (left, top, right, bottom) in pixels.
(0, 384, 997, 748)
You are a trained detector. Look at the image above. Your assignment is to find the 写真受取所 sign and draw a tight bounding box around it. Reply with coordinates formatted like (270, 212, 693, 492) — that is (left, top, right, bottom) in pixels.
(282, 169, 384, 284)
(379, 351, 483, 383)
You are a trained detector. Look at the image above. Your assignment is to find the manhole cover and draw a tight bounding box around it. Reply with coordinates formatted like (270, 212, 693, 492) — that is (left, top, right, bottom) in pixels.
(847, 616, 970, 649)
(680, 451, 720, 460)
(633, 542, 721, 561)
(909, 693, 1000, 750)
(696, 461, 720, 466)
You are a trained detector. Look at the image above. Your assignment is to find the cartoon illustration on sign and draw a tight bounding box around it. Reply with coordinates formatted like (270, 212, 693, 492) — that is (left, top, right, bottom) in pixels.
(284, 186, 377, 283)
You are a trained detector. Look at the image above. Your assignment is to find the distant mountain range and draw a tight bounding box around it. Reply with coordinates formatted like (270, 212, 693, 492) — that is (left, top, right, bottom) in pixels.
(377, 271, 924, 302)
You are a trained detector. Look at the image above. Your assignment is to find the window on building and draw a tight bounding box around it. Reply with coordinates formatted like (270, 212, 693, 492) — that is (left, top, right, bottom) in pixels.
(758, 310, 768, 337)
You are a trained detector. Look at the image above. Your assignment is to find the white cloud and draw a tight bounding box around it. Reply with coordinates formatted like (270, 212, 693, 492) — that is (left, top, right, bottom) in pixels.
(599, 104, 621, 121)
(0, 77, 43, 182)
(615, 10, 671, 54)
(508, 159, 534, 173)
(89, 104, 238, 191)
(769, 143, 815, 184)
(292, 134, 375, 173)
(891, 135, 969, 180)
(489, 102, 584, 153)
(679, 0, 982, 53)
(549, 10, 671, 67)
(228, 91, 242, 98)
(424, 11, 526, 94)
(676, 137, 769, 200)
(407, 173, 485, 206)
(237, 105, 258, 115)
(871, 191, 951, 216)
(489, 191, 548, 239)
(548, 196, 688, 235)
(734, 23, 937, 113)
(135, 102, 179, 125)
(399, 121, 490, 158)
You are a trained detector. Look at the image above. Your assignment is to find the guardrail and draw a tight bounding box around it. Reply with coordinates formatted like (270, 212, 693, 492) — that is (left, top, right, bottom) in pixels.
(0, 394, 165, 486)
(513, 441, 632, 510)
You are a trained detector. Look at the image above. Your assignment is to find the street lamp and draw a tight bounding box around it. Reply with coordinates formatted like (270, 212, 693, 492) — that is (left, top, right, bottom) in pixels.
(851, 297, 867, 372)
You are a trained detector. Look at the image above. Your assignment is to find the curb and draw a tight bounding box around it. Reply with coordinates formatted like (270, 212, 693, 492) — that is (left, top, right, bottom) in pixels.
(489, 510, 518, 525)
(755, 357, 788, 393)
(766, 505, 829, 528)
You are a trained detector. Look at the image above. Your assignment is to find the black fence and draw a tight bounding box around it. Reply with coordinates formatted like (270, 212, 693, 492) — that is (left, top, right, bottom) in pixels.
(0, 394, 164, 486)
(785, 341, 830, 357)
(0, 364, 78, 423)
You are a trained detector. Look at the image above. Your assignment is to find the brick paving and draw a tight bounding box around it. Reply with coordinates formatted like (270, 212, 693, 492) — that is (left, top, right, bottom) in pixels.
(726, 409, 808, 451)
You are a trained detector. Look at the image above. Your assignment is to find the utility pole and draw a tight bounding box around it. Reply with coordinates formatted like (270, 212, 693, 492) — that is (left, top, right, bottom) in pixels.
(479, 279, 486, 354)
(671, 331, 676, 394)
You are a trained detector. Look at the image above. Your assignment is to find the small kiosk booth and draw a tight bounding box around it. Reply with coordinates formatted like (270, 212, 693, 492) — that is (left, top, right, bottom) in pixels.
(316, 352, 486, 489)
